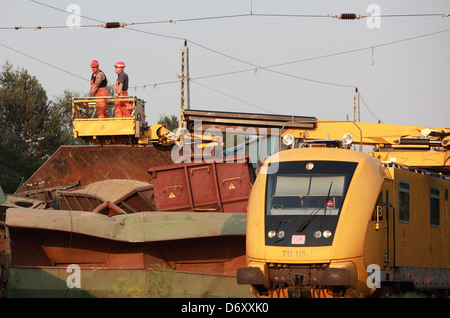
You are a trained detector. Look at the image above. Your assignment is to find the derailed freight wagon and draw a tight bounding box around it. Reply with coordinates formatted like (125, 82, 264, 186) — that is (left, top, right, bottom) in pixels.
(3, 208, 251, 298)
(0, 149, 256, 298)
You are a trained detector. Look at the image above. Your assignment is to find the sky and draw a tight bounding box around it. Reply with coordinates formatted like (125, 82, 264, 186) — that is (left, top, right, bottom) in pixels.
(1, 0, 449, 129)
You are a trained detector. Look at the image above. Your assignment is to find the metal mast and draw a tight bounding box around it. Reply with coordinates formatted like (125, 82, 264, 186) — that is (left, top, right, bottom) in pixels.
(180, 40, 190, 111)
(352, 87, 360, 122)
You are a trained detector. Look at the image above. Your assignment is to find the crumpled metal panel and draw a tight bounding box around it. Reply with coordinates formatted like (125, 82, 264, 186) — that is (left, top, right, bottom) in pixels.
(57, 179, 155, 212)
(5, 208, 246, 242)
(15, 145, 173, 198)
(4, 208, 248, 294)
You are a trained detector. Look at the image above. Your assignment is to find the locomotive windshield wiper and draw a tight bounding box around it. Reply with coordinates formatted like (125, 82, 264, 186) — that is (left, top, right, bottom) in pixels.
(297, 182, 333, 233)
(296, 205, 323, 233)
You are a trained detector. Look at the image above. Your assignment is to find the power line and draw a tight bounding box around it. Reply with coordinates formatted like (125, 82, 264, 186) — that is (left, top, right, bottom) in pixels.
(359, 93, 383, 123)
(0, 42, 88, 82)
(3, 11, 449, 29)
(2, 20, 449, 99)
(0, 24, 99, 30)
(190, 79, 276, 114)
(3, 1, 448, 119)
(376, 13, 449, 18)
(25, 0, 356, 88)
(16, 1, 450, 90)
(9, 2, 450, 30)
(0, 38, 275, 114)
(129, 26, 450, 91)
(29, 0, 104, 24)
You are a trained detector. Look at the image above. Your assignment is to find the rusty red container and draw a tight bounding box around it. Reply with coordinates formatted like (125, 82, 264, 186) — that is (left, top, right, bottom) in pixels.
(148, 156, 255, 213)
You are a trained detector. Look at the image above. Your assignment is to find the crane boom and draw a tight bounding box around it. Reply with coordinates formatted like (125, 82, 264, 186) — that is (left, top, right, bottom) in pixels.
(281, 119, 449, 174)
(282, 120, 449, 148)
(71, 98, 449, 174)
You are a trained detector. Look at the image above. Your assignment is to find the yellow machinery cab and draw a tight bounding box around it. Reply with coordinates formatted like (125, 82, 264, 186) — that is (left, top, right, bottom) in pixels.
(71, 96, 177, 148)
(72, 96, 146, 145)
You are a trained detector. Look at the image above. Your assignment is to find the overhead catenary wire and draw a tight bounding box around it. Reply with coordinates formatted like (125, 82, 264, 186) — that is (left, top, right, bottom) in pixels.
(190, 79, 276, 114)
(0, 38, 276, 114)
(21, 1, 357, 89)
(359, 93, 383, 123)
(4, 21, 450, 87)
(5, 3, 450, 30)
(129, 26, 450, 91)
(0, 42, 88, 82)
(15, 0, 450, 91)
(0, 38, 384, 120)
(3, 0, 448, 120)
(21, 1, 450, 75)
(1, 21, 447, 120)
(3, 11, 449, 30)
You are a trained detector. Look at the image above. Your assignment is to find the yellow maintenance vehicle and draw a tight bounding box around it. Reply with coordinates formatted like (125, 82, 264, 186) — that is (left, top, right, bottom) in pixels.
(71, 96, 226, 152)
(236, 117, 449, 298)
(3, 94, 448, 298)
(72, 97, 449, 173)
(72, 96, 178, 149)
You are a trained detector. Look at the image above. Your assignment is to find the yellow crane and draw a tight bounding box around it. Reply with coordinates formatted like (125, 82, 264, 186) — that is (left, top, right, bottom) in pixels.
(71, 97, 222, 150)
(72, 97, 449, 173)
(280, 119, 449, 174)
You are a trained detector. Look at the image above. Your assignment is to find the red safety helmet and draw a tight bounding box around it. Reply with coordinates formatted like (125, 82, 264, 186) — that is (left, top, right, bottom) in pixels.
(91, 60, 99, 67)
(114, 61, 125, 68)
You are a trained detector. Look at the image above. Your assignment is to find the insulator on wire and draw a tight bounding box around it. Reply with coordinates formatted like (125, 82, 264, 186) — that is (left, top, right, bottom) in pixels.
(104, 22, 121, 28)
(328, 13, 369, 20)
(101, 22, 129, 28)
(341, 13, 357, 20)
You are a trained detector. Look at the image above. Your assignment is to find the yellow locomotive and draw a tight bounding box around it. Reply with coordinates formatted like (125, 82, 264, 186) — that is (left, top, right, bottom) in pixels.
(238, 123, 450, 298)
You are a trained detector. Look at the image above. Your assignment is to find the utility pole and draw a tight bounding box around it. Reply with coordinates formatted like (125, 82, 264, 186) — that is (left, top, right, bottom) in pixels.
(180, 40, 190, 112)
(352, 87, 360, 122)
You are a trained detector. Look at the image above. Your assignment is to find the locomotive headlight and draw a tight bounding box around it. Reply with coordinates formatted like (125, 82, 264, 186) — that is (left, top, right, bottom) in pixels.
(277, 231, 285, 238)
(268, 230, 276, 238)
(342, 133, 353, 146)
(283, 134, 294, 146)
(313, 230, 322, 238)
(323, 230, 332, 238)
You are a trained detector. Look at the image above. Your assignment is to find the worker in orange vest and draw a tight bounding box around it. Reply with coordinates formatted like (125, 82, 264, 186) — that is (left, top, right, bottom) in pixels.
(89, 60, 108, 118)
(113, 61, 132, 118)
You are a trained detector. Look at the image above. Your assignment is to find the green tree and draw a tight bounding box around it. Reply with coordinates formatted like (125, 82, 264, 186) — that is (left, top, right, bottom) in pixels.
(50, 89, 86, 145)
(0, 62, 72, 193)
(157, 113, 179, 131)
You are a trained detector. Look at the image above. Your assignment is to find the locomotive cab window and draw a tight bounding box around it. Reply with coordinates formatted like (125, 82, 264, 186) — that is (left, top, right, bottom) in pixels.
(398, 180, 410, 223)
(264, 161, 357, 247)
(268, 175, 345, 215)
(430, 187, 440, 227)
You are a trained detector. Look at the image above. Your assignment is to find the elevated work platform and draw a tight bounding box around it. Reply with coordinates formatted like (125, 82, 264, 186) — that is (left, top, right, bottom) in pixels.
(72, 96, 175, 147)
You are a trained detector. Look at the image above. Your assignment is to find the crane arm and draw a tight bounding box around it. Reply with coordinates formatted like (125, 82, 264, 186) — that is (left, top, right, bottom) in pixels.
(282, 120, 449, 149)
